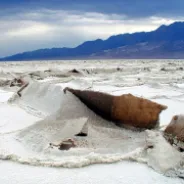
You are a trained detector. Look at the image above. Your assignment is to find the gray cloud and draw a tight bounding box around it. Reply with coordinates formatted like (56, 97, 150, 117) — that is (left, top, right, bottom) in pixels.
(0, 8, 184, 57)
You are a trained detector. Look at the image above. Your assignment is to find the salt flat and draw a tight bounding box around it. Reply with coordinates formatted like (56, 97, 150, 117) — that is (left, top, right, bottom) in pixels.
(0, 59, 184, 183)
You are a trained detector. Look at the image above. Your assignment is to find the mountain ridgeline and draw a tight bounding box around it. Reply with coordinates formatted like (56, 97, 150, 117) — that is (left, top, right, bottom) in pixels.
(1, 22, 184, 61)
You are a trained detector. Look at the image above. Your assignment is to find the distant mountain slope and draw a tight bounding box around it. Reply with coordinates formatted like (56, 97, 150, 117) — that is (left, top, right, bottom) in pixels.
(1, 22, 184, 61)
(91, 41, 184, 59)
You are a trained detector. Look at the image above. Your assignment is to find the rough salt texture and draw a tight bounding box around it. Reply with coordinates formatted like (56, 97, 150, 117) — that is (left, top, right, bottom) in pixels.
(0, 60, 184, 183)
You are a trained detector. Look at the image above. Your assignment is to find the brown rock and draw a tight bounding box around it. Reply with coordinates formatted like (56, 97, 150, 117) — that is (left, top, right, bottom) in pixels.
(64, 87, 167, 129)
(112, 93, 167, 129)
(164, 115, 184, 143)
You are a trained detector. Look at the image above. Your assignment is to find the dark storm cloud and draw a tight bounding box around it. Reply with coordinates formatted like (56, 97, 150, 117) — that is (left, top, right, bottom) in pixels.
(0, 0, 184, 18)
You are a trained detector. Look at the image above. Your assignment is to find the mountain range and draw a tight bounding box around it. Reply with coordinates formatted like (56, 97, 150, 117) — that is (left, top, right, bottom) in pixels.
(1, 22, 184, 61)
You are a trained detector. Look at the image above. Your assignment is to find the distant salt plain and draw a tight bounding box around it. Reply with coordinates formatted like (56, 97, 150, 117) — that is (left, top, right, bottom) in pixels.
(0, 59, 184, 183)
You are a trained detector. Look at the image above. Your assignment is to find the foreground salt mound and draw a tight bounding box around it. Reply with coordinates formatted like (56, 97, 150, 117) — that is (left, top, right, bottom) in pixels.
(16, 89, 146, 153)
(0, 82, 183, 177)
(1, 82, 146, 166)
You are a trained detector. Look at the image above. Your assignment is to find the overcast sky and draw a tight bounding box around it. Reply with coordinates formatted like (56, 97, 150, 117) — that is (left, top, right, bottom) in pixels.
(0, 0, 184, 57)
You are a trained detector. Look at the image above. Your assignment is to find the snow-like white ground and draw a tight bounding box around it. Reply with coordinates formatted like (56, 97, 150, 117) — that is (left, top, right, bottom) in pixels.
(0, 59, 184, 183)
(0, 161, 183, 184)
